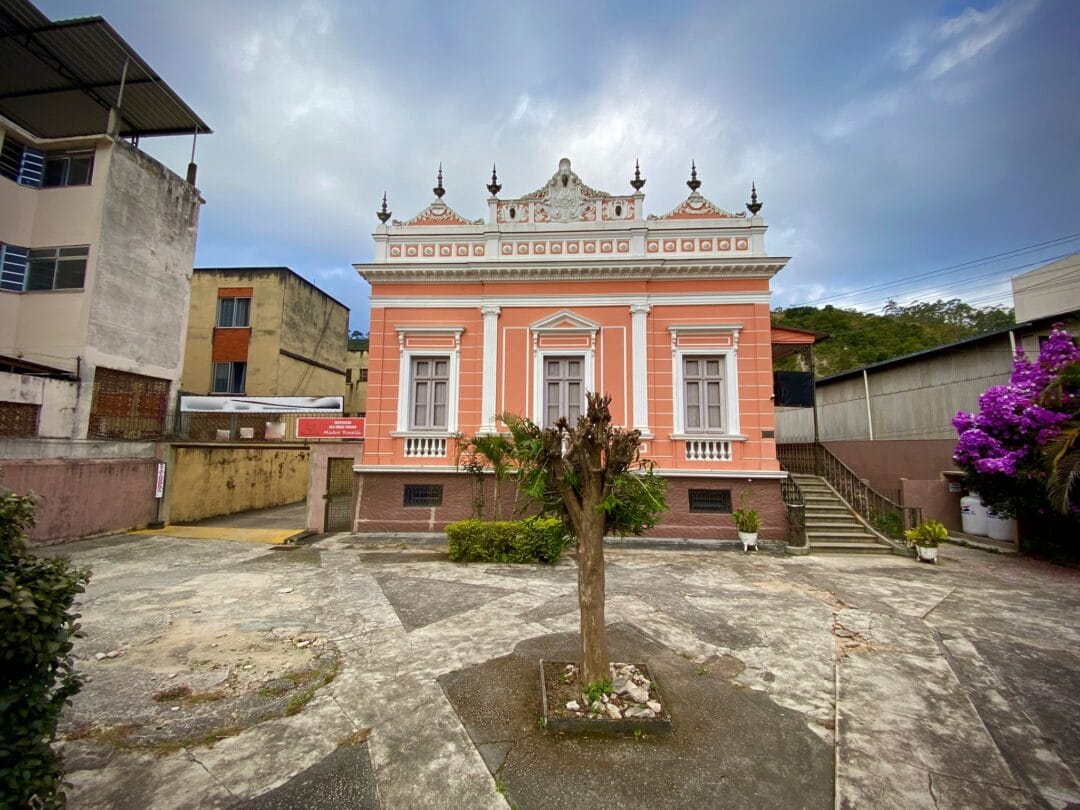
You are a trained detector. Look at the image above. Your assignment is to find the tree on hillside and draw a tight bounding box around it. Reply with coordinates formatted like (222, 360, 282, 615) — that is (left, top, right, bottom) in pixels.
(501, 394, 667, 684)
(348, 330, 369, 351)
(773, 299, 1014, 376)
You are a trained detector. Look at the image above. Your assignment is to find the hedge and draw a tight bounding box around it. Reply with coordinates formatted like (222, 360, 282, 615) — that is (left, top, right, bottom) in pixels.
(1, 486, 90, 809)
(447, 517, 571, 563)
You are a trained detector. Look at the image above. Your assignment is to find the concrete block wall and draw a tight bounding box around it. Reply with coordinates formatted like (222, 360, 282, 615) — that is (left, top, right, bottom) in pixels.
(1, 457, 160, 544)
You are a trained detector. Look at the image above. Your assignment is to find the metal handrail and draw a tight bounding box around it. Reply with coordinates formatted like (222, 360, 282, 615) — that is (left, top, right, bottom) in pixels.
(781, 474, 808, 549)
(777, 443, 922, 541)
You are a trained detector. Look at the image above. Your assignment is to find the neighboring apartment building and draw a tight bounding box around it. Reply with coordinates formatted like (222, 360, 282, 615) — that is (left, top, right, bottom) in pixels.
(344, 348, 370, 416)
(353, 158, 810, 540)
(182, 267, 349, 398)
(0, 0, 209, 441)
(1011, 252, 1080, 322)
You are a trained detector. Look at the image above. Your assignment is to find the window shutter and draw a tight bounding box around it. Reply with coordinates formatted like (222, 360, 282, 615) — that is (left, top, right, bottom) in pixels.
(0, 244, 28, 291)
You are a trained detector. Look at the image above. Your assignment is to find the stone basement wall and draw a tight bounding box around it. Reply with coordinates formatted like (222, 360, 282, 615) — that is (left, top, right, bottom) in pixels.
(353, 472, 786, 542)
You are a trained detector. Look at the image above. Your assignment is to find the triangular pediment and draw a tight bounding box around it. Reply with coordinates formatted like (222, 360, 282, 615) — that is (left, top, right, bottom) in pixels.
(530, 309, 601, 333)
(649, 191, 742, 221)
(395, 199, 482, 227)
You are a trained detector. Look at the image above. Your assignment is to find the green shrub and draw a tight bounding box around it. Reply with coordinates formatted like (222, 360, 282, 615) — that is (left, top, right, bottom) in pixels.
(447, 517, 571, 564)
(0, 486, 91, 808)
(904, 520, 949, 548)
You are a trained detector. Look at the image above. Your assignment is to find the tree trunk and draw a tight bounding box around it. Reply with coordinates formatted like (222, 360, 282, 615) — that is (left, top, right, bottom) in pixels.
(572, 447, 609, 685)
(577, 508, 608, 684)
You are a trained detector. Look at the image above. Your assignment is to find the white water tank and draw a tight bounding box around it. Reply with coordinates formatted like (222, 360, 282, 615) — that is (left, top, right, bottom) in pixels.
(986, 510, 1018, 542)
(960, 492, 989, 536)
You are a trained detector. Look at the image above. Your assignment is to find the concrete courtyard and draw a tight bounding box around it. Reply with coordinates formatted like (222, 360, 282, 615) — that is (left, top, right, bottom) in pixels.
(49, 532, 1080, 809)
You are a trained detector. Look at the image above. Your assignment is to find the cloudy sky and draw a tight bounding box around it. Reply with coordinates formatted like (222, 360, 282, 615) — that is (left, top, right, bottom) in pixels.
(41, 0, 1080, 332)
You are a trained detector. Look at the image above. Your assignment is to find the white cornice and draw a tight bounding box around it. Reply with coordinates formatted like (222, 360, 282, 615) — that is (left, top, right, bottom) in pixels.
(356, 258, 789, 284)
(371, 291, 771, 308)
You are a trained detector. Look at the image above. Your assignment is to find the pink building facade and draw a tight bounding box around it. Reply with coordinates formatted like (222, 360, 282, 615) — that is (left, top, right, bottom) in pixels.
(354, 159, 803, 540)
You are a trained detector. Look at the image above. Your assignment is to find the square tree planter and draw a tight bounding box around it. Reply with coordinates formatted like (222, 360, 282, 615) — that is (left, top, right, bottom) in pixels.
(539, 659, 673, 735)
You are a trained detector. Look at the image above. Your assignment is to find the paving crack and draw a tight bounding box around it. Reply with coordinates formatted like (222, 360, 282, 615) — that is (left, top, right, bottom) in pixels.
(928, 771, 939, 809)
(185, 748, 236, 799)
(921, 587, 957, 621)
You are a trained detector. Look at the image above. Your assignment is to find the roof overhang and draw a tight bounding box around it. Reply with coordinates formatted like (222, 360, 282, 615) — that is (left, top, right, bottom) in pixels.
(770, 325, 827, 361)
(0, 0, 210, 139)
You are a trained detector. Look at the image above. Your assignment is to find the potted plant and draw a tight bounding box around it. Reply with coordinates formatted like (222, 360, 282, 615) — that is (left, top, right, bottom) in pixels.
(732, 491, 760, 552)
(904, 520, 948, 563)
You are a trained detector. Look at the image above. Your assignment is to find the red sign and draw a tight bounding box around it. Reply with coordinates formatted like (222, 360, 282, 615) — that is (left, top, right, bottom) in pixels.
(295, 417, 365, 439)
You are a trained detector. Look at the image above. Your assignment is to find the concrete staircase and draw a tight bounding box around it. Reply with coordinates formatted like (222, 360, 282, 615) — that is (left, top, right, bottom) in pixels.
(791, 474, 895, 554)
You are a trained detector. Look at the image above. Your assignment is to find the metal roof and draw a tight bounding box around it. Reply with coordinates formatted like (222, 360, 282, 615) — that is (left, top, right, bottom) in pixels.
(0, 0, 210, 139)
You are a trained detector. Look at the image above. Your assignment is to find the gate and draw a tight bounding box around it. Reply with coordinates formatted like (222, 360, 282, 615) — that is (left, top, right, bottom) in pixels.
(324, 457, 354, 532)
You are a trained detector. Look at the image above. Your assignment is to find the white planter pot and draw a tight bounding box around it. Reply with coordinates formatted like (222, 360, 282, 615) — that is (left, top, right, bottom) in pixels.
(738, 531, 758, 552)
(915, 545, 938, 563)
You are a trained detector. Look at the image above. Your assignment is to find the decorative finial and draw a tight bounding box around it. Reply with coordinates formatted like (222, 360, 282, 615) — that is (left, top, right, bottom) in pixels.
(487, 163, 502, 196)
(376, 191, 391, 223)
(746, 182, 762, 215)
(433, 163, 445, 199)
(687, 160, 701, 192)
(630, 159, 646, 191)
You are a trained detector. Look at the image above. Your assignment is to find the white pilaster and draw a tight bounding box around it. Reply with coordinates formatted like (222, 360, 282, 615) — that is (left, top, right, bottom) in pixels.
(630, 302, 652, 436)
(479, 304, 501, 432)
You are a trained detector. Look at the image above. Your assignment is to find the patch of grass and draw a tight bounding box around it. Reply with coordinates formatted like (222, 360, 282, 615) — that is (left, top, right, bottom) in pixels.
(284, 658, 342, 716)
(695, 665, 709, 676)
(286, 689, 315, 716)
(150, 724, 248, 756)
(338, 728, 371, 746)
(63, 722, 138, 745)
(152, 684, 193, 703)
(257, 683, 295, 699)
(584, 678, 612, 704)
(185, 689, 228, 705)
(633, 728, 646, 740)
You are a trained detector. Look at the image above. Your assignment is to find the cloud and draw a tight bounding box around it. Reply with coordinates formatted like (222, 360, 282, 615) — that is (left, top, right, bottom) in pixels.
(822, 1, 1038, 141)
(919, 1, 1038, 81)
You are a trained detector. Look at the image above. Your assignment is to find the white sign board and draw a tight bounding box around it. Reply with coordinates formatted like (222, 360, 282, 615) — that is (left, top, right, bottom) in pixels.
(180, 395, 344, 413)
(155, 462, 166, 499)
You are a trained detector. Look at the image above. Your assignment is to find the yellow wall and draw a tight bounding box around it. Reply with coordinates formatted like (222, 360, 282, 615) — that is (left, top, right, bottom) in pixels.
(182, 268, 347, 397)
(169, 443, 310, 522)
(344, 349, 369, 415)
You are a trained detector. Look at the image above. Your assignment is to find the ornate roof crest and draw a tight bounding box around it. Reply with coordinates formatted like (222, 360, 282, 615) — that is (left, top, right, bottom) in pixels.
(394, 200, 479, 227)
(649, 191, 743, 221)
(517, 158, 612, 223)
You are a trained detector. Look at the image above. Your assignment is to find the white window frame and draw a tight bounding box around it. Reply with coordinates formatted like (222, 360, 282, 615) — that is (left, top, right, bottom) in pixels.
(394, 326, 462, 435)
(541, 354, 587, 427)
(669, 325, 742, 438)
(530, 310, 598, 425)
(408, 356, 451, 430)
(681, 355, 727, 433)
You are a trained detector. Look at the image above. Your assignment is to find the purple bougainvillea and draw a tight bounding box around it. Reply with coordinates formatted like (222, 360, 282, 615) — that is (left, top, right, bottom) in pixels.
(953, 324, 1080, 516)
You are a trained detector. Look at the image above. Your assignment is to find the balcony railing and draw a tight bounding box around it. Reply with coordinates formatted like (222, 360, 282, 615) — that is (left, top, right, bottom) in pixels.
(684, 438, 732, 461)
(777, 443, 921, 540)
(404, 435, 448, 458)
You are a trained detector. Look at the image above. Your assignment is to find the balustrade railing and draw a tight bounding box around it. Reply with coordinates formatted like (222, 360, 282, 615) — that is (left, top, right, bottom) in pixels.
(684, 439, 732, 461)
(404, 436, 448, 457)
(777, 443, 921, 541)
